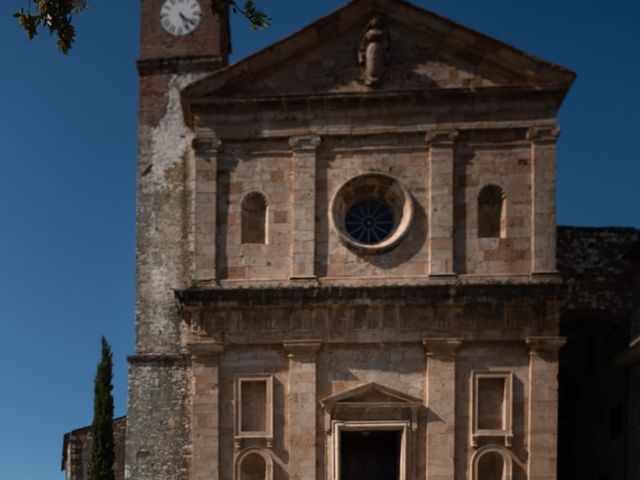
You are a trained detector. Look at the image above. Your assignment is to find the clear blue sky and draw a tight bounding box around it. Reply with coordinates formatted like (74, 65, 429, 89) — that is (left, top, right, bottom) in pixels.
(0, 1, 637, 478)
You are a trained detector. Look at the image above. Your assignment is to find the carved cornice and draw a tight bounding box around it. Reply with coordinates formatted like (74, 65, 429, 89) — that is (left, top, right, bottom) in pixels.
(289, 135, 322, 153)
(526, 336, 566, 355)
(176, 282, 567, 308)
(188, 342, 224, 358)
(423, 337, 463, 356)
(283, 339, 322, 359)
(192, 136, 222, 155)
(425, 129, 459, 146)
(527, 125, 561, 143)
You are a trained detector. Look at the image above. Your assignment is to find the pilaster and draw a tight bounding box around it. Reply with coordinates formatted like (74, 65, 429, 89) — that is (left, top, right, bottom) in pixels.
(284, 340, 322, 480)
(423, 338, 462, 480)
(289, 135, 321, 281)
(193, 135, 221, 285)
(528, 126, 560, 275)
(526, 336, 565, 480)
(426, 130, 458, 277)
(189, 342, 224, 480)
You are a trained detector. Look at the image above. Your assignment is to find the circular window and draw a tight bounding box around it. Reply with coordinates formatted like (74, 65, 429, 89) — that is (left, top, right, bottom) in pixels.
(330, 173, 413, 254)
(345, 200, 395, 244)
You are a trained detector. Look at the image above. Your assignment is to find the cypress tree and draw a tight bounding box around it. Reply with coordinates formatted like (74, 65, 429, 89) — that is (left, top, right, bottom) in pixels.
(88, 336, 115, 480)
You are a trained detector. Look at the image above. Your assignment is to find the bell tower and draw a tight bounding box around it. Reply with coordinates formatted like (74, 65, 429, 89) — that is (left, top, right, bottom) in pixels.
(139, 0, 230, 68)
(126, 2, 230, 479)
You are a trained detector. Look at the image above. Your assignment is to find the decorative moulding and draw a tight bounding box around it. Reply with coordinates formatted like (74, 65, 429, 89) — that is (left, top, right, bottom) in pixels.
(234, 374, 274, 449)
(329, 173, 414, 255)
(321, 382, 421, 433)
(470, 371, 514, 447)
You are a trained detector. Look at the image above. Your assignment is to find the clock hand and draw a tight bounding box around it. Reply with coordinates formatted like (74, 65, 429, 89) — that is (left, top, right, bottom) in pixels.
(179, 12, 196, 27)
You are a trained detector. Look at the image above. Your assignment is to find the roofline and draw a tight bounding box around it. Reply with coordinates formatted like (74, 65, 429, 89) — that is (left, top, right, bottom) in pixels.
(182, 0, 575, 105)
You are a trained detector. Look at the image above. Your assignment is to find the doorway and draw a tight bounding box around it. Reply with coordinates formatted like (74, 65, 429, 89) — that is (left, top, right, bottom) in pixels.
(340, 430, 401, 480)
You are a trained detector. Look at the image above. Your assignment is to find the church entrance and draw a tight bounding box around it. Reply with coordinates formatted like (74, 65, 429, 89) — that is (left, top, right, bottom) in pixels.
(340, 430, 401, 480)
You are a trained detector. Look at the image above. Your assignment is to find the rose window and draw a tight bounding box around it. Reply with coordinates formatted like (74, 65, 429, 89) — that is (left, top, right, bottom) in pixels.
(345, 200, 395, 244)
(330, 173, 413, 254)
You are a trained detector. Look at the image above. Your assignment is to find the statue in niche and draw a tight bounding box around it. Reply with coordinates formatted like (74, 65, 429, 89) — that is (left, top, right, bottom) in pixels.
(358, 15, 390, 87)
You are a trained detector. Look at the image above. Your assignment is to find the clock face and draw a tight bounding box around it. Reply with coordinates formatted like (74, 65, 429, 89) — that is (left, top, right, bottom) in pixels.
(160, 0, 202, 36)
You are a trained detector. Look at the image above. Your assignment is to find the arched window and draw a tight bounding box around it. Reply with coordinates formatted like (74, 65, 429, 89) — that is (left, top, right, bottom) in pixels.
(235, 449, 273, 480)
(241, 192, 268, 244)
(240, 453, 266, 480)
(478, 185, 506, 238)
(471, 446, 513, 480)
(478, 452, 504, 480)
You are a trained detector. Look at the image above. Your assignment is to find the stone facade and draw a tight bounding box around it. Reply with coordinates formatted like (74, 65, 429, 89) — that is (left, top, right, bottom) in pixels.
(61, 417, 126, 480)
(108, 1, 637, 480)
(62, 225, 640, 480)
(126, 1, 575, 480)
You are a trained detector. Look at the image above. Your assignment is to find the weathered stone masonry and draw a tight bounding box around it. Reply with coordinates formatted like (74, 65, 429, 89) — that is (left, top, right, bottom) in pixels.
(58, 2, 640, 480)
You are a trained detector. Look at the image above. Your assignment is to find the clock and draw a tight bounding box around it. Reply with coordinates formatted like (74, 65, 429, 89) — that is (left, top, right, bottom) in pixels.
(160, 0, 202, 36)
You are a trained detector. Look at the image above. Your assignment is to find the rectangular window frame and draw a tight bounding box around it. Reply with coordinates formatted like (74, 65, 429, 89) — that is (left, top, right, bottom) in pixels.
(234, 374, 274, 446)
(470, 371, 513, 447)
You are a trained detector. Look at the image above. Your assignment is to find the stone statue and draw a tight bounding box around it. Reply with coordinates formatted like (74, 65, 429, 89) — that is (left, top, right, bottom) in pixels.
(358, 15, 390, 87)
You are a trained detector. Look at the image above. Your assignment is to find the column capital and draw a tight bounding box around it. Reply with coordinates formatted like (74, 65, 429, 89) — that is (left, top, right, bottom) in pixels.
(289, 134, 321, 152)
(527, 125, 560, 143)
(188, 342, 224, 359)
(425, 129, 458, 146)
(423, 337, 462, 356)
(284, 339, 322, 359)
(526, 336, 565, 355)
(192, 135, 222, 154)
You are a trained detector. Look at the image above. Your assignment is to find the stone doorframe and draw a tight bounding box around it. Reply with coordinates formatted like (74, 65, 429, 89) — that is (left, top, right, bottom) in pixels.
(328, 420, 412, 480)
(321, 383, 421, 480)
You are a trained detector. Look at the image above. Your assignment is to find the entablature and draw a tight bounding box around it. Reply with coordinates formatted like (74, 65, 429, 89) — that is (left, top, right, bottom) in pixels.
(177, 283, 567, 344)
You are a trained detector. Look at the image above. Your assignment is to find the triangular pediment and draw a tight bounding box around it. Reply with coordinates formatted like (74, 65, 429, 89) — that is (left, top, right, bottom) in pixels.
(183, 0, 574, 103)
(321, 382, 421, 408)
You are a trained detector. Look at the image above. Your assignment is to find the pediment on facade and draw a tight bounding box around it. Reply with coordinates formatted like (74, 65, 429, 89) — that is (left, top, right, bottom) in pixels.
(321, 382, 421, 409)
(183, 0, 574, 105)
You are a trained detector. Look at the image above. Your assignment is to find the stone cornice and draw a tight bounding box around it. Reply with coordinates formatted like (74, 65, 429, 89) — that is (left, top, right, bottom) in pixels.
(187, 85, 568, 112)
(283, 340, 323, 359)
(423, 337, 463, 356)
(425, 129, 458, 146)
(188, 342, 225, 358)
(137, 55, 226, 76)
(527, 125, 561, 143)
(526, 336, 566, 355)
(127, 354, 191, 366)
(192, 136, 222, 155)
(289, 135, 322, 152)
(176, 282, 567, 308)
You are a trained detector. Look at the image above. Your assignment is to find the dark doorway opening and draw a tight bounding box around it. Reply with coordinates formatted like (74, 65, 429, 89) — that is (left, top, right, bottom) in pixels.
(340, 430, 401, 480)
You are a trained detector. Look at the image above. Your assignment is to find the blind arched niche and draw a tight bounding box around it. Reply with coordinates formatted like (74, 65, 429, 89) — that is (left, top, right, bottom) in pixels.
(478, 184, 506, 238)
(241, 192, 268, 244)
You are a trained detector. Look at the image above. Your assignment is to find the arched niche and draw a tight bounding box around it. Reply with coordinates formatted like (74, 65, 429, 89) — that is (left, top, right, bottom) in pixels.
(235, 448, 273, 480)
(471, 445, 513, 480)
(478, 184, 506, 239)
(241, 192, 268, 244)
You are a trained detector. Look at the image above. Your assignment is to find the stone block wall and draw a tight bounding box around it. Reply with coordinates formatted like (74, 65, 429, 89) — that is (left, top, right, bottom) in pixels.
(199, 124, 556, 283)
(557, 226, 640, 480)
(317, 134, 430, 279)
(454, 137, 533, 275)
(62, 417, 126, 480)
(218, 139, 293, 280)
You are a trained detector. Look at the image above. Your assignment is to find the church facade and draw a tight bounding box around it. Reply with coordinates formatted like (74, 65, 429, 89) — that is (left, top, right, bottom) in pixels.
(128, 1, 571, 479)
(81, 1, 637, 480)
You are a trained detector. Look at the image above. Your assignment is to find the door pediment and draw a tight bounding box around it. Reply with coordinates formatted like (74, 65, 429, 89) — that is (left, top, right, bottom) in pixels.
(322, 382, 422, 408)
